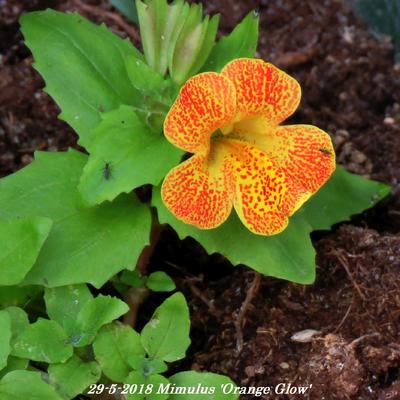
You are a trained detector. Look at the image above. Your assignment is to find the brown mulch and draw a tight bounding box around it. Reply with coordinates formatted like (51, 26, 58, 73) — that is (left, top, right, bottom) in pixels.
(1, 0, 400, 399)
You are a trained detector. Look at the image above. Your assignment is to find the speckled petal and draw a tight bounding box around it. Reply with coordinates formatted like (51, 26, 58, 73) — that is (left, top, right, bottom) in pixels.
(221, 58, 301, 126)
(232, 124, 336, 215)
(163, 72, 237, 155)
(221, 139, 289, 236)
(274, 125, 336, 214)
(161, 151, 234, 229)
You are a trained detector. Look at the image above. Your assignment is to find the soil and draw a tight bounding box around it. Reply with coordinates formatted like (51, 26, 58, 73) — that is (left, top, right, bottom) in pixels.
(1, 0, 400, 399)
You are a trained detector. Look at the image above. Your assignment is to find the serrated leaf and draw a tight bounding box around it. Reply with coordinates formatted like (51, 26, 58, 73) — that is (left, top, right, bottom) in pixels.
(153, 166, 390, 284)
(0, 217, 52, 285)
(93, 322, 145, 382)
(0, 150, 151, 288)
(168, 371, 239, 400)
(48, 354, 101, 400)
(78, 106, 182, 206)
(44, 285, 93, 330)
(0, 370, 62, 400)
(146, 271, 176, 292)
(202, 11, 259, 72)
(125, 372, 169, 400)
(20, 10, 143, 147)
(68, 295, 129, 347)
(141, 292, 190, 362)
(0, 311, 11, 370)
(110, 0, 139, 24)
(349, 0, 400, 60)
(24, 194, 150, 288)
(11, 319, 73, 363)
(0, 150, 84, 221)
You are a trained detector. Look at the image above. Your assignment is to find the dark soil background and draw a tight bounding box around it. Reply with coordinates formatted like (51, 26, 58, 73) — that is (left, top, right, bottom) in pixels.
(1, 0, 400, 399)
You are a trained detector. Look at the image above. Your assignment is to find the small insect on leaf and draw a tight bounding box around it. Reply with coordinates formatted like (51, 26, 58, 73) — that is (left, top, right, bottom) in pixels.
(103, 162, 112, 181)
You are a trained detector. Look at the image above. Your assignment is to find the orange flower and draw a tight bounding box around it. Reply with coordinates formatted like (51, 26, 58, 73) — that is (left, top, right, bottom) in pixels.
(161, 58, 336, 236)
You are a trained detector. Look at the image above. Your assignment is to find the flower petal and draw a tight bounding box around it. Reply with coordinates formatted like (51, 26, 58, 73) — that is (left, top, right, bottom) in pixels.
(164, 72, 236, 155)
(233, 124, 336, 215)
(221, 139, 289, 236)
(221, 58, 301, 126)
(275, 125, 336, 214)
(161, 151, 233, 229)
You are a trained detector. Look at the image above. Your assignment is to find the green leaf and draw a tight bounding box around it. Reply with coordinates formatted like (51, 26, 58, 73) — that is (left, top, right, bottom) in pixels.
(44, 285, 93, 330)
(0, 150, 151, 288)
(4, 307, 29, 346)
(299, 165, 392, 230)
(0, 286, 41, 308)
(125, 57, 166, 94)
(120, 270, 145, 287)
(93, 322, 145, 382)
(78, 106, 182, 206)
(20, 10, 143, 147)
(68, 295, 129, 347)
(125, 372, 169, 400)
(11, 319, 73, 363)
(153, 166, 389, 284)
(46, 288, 127, 347)
(110, 0, 139, 24)
(25, 193, 150, 288)
(0, 217, 52, 285)
(0, 357, 29, 380)
(48, 354, 101, 400)
(0, 311, 11, 370)
(125, 57, 176, 132)
(0, 370, 61, 400)
(0, 150, 84, 221)
(168, 371, 239, 400)
(127, 356, 167, 375)
(0, 308, 29, 376)
(146, 271, 176, 292)
(141, 292, 190, 362)
(0, 307, 29, 378)
(202, 11, 259, 72)
(349, 0, 400, 60)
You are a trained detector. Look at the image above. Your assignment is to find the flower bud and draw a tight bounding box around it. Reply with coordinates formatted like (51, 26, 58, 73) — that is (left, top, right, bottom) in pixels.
(136, 0, 219, 84)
